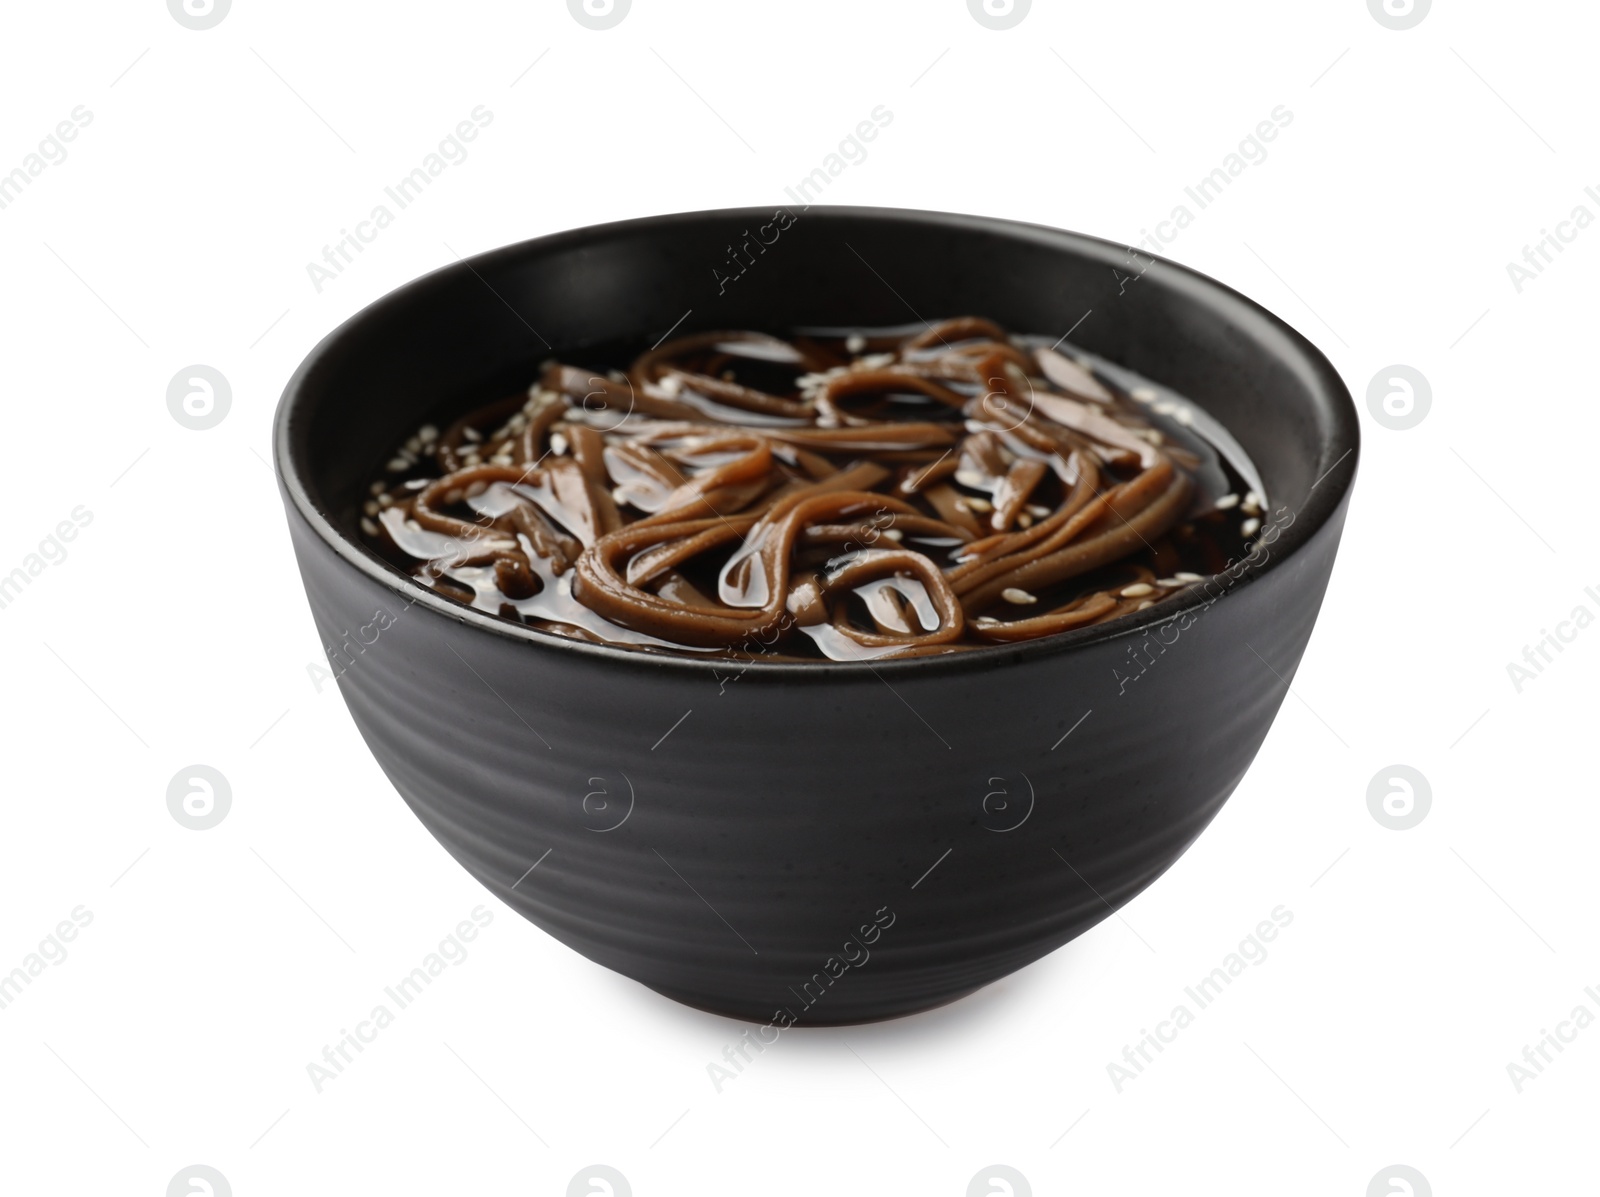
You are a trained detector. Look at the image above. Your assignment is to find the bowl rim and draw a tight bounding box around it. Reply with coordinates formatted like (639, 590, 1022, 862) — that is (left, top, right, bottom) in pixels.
(275, 204, 1358, 678)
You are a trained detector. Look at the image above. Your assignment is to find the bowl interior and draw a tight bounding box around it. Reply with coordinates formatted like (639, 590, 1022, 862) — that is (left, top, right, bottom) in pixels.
(278, 206, 1357, 657)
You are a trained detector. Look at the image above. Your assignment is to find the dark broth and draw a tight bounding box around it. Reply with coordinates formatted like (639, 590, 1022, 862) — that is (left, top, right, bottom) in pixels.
(358, 319, 1267, 661)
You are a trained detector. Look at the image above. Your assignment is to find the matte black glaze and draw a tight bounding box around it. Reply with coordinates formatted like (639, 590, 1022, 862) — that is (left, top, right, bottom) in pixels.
(275, 207, 1357, 1024)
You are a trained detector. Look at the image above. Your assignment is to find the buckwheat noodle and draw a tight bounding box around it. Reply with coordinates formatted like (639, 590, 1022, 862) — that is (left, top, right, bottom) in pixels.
(361, 319, 1257, 661)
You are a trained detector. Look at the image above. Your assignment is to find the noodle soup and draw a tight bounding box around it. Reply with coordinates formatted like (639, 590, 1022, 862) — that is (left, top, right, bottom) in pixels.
(358, 318, 1266, 661)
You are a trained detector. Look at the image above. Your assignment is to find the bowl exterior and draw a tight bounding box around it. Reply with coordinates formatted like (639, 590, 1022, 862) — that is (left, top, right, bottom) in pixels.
(283, 485, 1347, 1023)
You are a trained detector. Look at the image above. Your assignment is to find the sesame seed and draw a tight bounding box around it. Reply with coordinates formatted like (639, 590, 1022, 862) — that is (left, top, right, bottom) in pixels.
(1017, 513, 1033, 528)
(845, 334, 867, 353)
(964, 497, 994, 513)
(466, 481, 488, 498)
(1120, 583, 1155, 597)
(1154, 401, 1178, 416)
(377, 493, 393, 508)
(360, 517, 379, 536)
(550, 432, 569, 455)
(418, 424, 439, 442)
(1002, 587, 1037, 605)
(883, 529, 903, 541)
(1174, 571, 1203, 582)
(1241, 517, 1261, 537)
(1131, 386, 1158, 403)
(463, 427, 481, 443)
(404, 436, 422, 454)
(369, 481, 386, 495)
(1137, 600, 1154, 609)
(1026, 504, 1051, 518)
(976, 616, 1001, 626)
(363, 500, 379, 516)
(1173, 407, 1194, 426)
(1214, 493, 1240, 510)
(1157, 577, 1183, 588)
(954, 469, 986, 488)
(386, 457, 409, 472)
(443, 489, 462, 505)
(1242, 491, 1262, 515)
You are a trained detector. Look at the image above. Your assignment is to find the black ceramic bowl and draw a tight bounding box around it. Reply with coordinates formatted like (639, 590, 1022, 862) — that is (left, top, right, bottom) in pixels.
(275, 207, 1356, 1024)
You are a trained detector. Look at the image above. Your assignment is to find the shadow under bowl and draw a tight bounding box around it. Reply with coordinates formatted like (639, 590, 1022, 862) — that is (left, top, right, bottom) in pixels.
(274, 206, 1358, 1024)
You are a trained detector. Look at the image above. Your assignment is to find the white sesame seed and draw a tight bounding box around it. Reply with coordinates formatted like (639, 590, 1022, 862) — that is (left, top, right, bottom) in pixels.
(1173, 407, 1195, 426)
(463, 427, 481, 442)
(377, 493, 393, 508)
(1026, 504, 1051, 519)
(1002, 587, 1037, 605)
(466, 481, 488, 498)
(608, 369, 626, 383)
(954, 469, 986, 488)
(404, 436, 422, 454)
(1214, 493, 1240, 510)
(443, 489, 462, 505)
(419, 424, 439, 442)
(845, 334, 867, 353)
(964, 497, 994, 513)
(1017, 513, 1033, 528)
(386, 457, 409, 472)
(360, 517, 379, 536)
(883, 529, 903, 541)
(1242, 491, 1262, 515)
(550, 432, 569, 456)
(1157, 577, 1183, 588)
(363, 500, 379, 516)
(370, 481, 386, 495)
(1241, 517, 1261, 537)
(611, 486, 630, 506)
(1174, 571, 1203, 582)
(1137, 600, 1154, 609)
(1131, 386, 1158, 403)
(1154, 401, 1178, 416)
(1120, 582, 1155, 598)
(976, 616, 1001, 626)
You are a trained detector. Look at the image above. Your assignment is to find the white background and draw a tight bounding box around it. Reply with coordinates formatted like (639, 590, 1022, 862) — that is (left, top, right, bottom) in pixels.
(0, 1, 1594, 1193)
